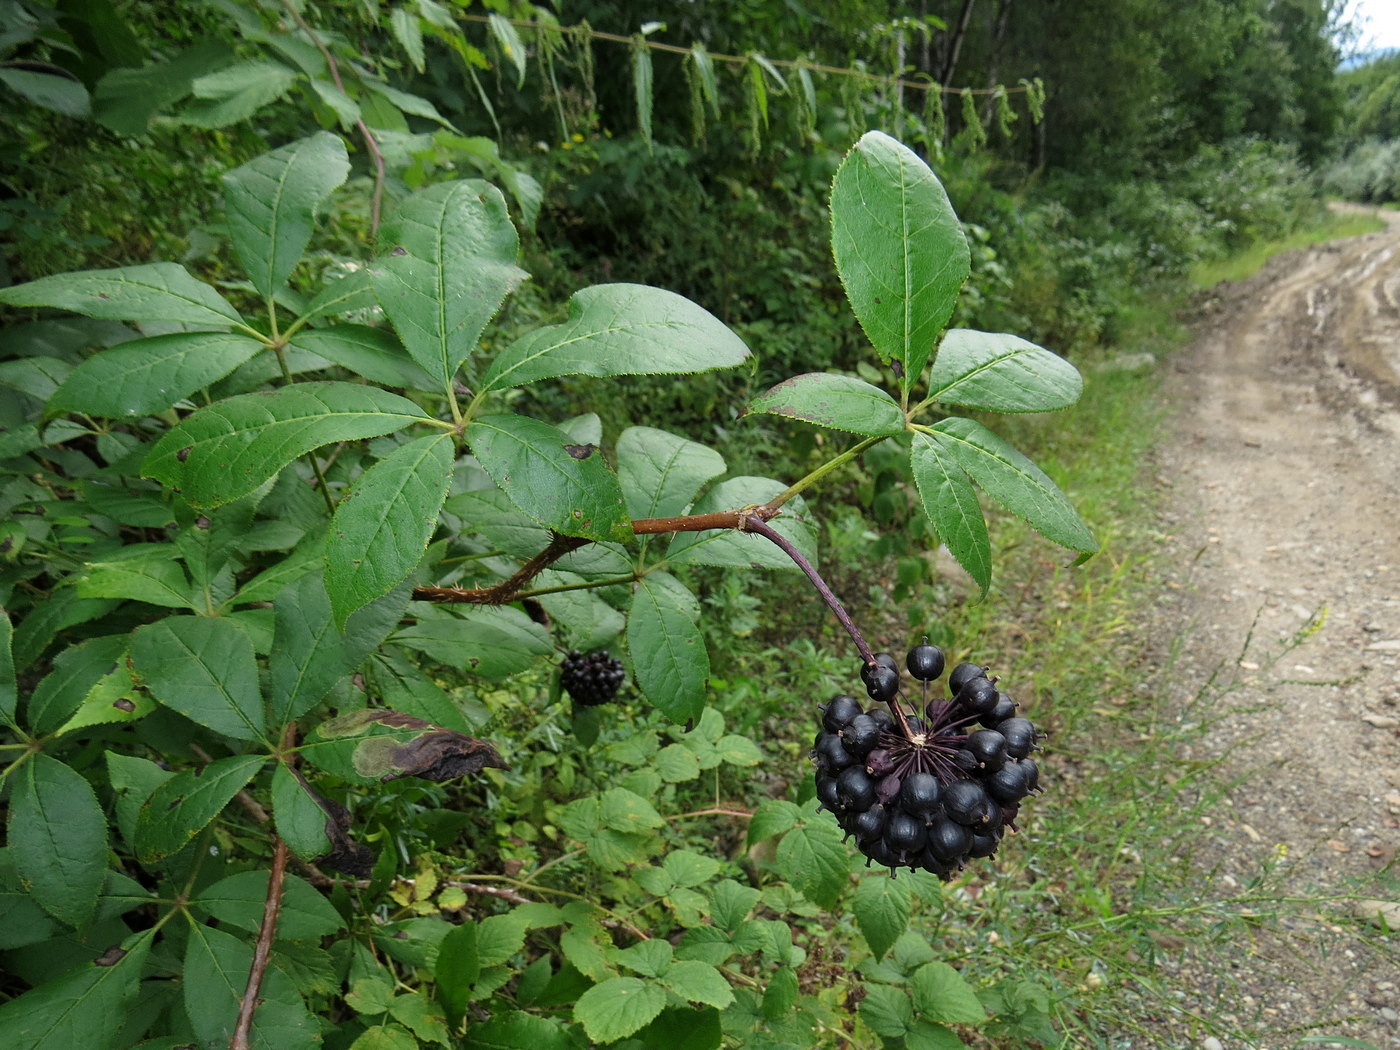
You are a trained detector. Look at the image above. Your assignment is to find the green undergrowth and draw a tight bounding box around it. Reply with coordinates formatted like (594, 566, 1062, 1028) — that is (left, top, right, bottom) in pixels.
(1189, 207, 1387, 287)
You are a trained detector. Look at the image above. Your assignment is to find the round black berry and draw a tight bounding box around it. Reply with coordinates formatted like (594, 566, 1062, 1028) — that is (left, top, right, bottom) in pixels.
(900, 771, 941, 816)
(822, 694, 864, 732)
(997, 717, 1039, 759)
(906, 643, 946, 682)
(861, 661, 901, 703)
(841, 713, 882, 757)
(948, 662, 990, 696)
(954, 675, 1000, 716)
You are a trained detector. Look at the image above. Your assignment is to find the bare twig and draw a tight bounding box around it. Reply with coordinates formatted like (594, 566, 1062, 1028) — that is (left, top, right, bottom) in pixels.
(412, 506, 782, 605)
(230, 836, 288, 1050)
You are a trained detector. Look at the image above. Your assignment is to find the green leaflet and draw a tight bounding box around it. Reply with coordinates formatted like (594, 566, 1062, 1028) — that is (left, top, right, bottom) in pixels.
(574, 977, 666, 1043)
(129, 616, 266, 742)
(927, 329, 1083, 412)
(9, 754, 110, 927)
(0, 610, 14, 730)
(909, 431, 991, 595)
(289, 325, 438, 390)
(928, 417, 1097, 555)
(853, 874, 912, 960)
(143, 381, 432, 507)
(371, 180, 527, 389)
(325, 432, 456, 624)
(773, 801, 848, 910)
(465, 413, 630, 542)
(182, 922, 317, 1047)
(0, 928, 154, 1050)
(390, 605, 553, 680)
(627, 572, 708, 725)
(615, 425, 726, 520)
(222, 131, 350, 300)
(831, 131, 970, 396)
(134, 754, 266, 864)
(0, 261, 245, 328)
(747, 372, 907, 436)
(480, 284, 749, 394)
(48, 331, 266, 418)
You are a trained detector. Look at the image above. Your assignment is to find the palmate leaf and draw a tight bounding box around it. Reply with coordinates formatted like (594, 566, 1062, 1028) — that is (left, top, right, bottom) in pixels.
(290, 325, 439, 390)
(371, 180, 527, 390)
(143, 381, 432, 507)
(222, 132, 350, 300)
(830, 131, 970, 396)
(325, 432, 456, 624)
(465, 413, 630, 542)
(480, 284, 749, 395)
(928, 418, 1097, 555)
(747, 372, 907, 436)
(48, 331, 266, 418)
(927, 329, 1083, 412)
(909, 431, 991, 595)
(0, 261, 245, 328)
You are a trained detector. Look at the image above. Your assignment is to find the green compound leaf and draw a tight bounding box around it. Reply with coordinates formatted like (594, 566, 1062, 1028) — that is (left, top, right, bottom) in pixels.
(466, 413, 630, 542)
(326, 432, 455, 625)
(747, 372, 907, 436)
(929, 417, 1097, 554)
(831, 131, 969, 397)
(927, 329, 1083, 413)
(853, 873, 911, 961)
(9, 753, 109, 927)
(129, 616, 266, 742)
(371, 180, 527, 389)
(0, 928, 153, 1050)
(909, 430, 991, 596)
(143, 381, 431, 507)
(0, 261, 245, 328)
(627, 571, 709, 725)
(134, 754, 266, 864)
(910, 961, 987, 1024)
(222, 131, 350, 300)
(574, 976, 667, 1044)
(774, 801, 848, 910)
(48, 332, 266, 419)
(616, 425, 726, 520)
(481, 284, 749, 395)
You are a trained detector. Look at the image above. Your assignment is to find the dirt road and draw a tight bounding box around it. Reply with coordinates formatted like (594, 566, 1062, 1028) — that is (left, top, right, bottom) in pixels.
(1145, 209, 1400, 1047)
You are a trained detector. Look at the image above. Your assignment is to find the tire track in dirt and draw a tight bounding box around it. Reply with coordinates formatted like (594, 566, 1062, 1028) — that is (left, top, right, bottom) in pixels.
(1142, 209, 1400, 1048)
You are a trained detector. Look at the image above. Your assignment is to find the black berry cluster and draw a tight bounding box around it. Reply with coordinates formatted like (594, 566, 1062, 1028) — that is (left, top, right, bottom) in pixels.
(811, 643, 1043, 880)
(560, 650, 626, 706)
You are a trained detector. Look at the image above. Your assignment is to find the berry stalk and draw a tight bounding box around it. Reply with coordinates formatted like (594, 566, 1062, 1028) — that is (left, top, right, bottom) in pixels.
(742, 516, 876, 666)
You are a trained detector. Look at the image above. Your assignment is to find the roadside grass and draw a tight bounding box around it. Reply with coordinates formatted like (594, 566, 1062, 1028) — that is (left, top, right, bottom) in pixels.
(1189, 208, 1387, 287)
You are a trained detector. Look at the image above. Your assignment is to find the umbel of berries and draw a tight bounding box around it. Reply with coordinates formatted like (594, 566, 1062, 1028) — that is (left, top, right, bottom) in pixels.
(560, 650, 626, 706)
(812, 642, 1043, 880)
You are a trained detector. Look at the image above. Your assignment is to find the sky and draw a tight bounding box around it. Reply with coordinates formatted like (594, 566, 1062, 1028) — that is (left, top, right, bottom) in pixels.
(1341, 0, 1400, 54)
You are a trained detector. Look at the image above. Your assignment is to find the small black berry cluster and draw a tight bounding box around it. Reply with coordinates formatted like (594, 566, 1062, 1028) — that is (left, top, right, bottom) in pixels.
(812, 643, 1043, 880)
(560, 650, 626, 706)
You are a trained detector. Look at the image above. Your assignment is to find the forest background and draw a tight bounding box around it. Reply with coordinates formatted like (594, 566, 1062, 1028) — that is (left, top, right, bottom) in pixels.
(1, 1, 1398, 1049)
